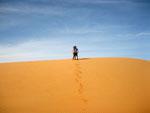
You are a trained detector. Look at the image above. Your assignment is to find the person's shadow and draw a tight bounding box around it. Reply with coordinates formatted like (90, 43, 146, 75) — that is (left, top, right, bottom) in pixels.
(78, 58, 89, 60)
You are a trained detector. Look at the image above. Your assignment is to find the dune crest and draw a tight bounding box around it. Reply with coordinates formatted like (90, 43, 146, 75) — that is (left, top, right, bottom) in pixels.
(0, 58, 150, 113)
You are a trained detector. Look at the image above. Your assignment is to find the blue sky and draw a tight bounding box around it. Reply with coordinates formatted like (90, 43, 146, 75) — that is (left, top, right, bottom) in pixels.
(0, 0, 150, 62)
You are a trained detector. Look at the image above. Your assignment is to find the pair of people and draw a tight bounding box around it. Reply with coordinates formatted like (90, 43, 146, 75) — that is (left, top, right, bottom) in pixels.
(72, 46, 79, 60)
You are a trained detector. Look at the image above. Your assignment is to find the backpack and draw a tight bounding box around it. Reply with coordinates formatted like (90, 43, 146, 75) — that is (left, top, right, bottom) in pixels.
(74, 48, 78, 53)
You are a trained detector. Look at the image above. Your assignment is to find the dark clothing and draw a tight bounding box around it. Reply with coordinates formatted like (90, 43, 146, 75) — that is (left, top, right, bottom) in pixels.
(72, 46, 79, 60)
(73, 52, 78, 56)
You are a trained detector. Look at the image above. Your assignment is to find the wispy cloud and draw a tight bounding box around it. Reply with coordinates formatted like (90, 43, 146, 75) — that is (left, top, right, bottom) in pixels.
(75, 0, 130, 4)
(116, 32, 150, 40)
(0, 38, 73, 62)
(0, 3, 65, 16)
(67, 0, 150, 4)
(0, 32, 148, 63)
(136, 32, 150, 36)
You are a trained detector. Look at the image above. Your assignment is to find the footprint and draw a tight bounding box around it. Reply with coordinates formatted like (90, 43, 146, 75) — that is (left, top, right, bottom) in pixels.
(78, 83, 84, 94)
(76, 74, 82, 79)
(75, 69, 82, 73)
(77, 70, 82, 74)
(75, 78, 80, 83)
(81, 98, 88, 103)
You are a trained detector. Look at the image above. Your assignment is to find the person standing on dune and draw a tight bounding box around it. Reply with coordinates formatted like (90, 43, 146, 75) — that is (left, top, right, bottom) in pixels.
(72, 46, 79, 60)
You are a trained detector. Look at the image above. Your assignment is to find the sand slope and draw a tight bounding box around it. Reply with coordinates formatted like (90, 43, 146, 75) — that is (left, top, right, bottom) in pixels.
(0, 58, 150, 113)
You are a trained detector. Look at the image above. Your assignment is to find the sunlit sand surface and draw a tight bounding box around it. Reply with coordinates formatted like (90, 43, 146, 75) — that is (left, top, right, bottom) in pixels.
(0, 58, 150, 113)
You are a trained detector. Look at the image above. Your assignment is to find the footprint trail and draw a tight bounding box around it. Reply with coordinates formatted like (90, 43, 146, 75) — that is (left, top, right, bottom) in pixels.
(73, 60, 88, 112)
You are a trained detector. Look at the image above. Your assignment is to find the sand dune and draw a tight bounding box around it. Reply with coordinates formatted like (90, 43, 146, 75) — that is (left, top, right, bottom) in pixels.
(0, 58, 150, 113)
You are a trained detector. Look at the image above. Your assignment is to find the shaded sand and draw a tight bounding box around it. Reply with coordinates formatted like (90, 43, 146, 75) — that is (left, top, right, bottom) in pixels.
(0, 58, 150, 113)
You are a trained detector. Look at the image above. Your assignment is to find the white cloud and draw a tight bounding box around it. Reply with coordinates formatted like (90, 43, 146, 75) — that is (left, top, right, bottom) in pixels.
(136, 32, 150, 37)
(0, 38, 73, 62)
(68, 0, 130, 4)
(0, 35, 148, 63)
(116, 32, 150, 40)
(0, 4, 65, 16)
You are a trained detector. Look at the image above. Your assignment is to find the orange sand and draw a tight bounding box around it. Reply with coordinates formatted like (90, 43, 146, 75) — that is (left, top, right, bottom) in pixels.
(0, 58, 150, 113)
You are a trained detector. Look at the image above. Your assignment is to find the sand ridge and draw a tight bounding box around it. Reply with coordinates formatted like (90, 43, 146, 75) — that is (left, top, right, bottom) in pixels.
(0, 58, 150, 113)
